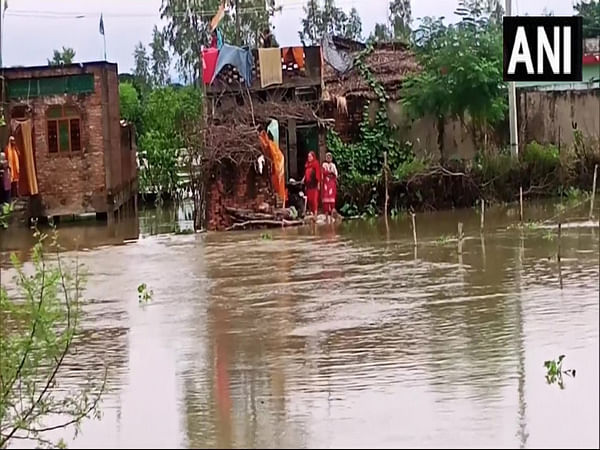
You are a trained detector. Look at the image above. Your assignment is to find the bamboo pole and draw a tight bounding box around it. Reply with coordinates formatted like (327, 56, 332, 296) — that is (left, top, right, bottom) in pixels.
(589, 164, 598, 220)
(411, 213, 417, 247)
(458, 222, 464, 254)
(480, 199, 485, 231)
(519, 186, 524, 223)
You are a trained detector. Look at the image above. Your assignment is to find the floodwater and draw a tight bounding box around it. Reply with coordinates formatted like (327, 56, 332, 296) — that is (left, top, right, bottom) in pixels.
(1, 201, 598, 449)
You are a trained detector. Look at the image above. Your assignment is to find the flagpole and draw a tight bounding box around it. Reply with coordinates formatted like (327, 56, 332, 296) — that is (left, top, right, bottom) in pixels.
(103, 33, 107, 61)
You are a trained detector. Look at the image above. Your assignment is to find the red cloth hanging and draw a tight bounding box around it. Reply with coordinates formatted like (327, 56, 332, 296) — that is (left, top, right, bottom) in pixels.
(202, 48, 219, 84)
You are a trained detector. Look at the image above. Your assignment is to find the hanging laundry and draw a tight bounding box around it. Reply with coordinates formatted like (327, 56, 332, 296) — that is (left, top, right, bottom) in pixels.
(210, 3, 225, 32)
(258, 48, 282, 88)
(259, 130, 287, 205)
(202, 48, 219, 84)
(281, 47, 305, 70)
(267, 119, 279, 145)
(18, 120, 38, 196)
(322, 34, 353, 75)
(211, 44, 254, 86)
(210, 28, 224, 50)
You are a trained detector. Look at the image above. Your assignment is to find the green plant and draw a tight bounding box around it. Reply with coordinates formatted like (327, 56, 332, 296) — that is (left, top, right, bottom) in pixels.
(542, 229, 555, 241)
(137, 283, 153, 303)
(0, 202, 14, 229)
(435, 234, 454, 245)
(394, 158, 428, 181)
(0, 230, 105, 448)
(260, 232, 273, 240)
(544, 355, 576, 389)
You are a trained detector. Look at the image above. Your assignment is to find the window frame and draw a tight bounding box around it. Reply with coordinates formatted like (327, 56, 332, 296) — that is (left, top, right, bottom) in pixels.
(46, 105, 82, 155)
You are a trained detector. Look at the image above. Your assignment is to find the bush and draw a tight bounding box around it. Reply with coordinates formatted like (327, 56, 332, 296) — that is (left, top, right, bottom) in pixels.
(394, 158, 429, 181)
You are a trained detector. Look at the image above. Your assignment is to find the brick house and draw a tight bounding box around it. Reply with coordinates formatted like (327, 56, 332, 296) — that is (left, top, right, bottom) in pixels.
(0, 61, 137, 220)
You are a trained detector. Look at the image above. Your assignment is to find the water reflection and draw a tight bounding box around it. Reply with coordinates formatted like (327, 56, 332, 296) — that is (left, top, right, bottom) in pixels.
(0, 200, 598, 448)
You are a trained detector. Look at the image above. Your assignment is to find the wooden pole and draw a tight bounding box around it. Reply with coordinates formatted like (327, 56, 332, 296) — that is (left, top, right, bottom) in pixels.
(480, 199, 485, 231)
(411, 213, 417, 247)
(519, 186, 524, 223)
(458, 222, 464, 254)
(589, 164, 598, 220)
(383, 151, 389, 220)
(557, 221, 563, 289)
(557, 222, 562, 262)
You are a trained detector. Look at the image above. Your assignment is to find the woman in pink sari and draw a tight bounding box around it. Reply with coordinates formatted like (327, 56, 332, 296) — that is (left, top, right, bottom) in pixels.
(321, 152, 338, 220)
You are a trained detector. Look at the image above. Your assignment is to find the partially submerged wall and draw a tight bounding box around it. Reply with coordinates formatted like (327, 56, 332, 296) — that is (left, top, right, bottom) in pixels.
(206, 162, 276, 231)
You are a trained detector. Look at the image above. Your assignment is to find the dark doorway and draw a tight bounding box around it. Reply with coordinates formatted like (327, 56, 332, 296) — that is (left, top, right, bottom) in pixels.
(296, 125, 318, 175)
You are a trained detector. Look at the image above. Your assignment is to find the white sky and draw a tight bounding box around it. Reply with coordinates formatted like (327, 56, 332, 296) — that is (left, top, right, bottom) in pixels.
(1, 0, 576, 74)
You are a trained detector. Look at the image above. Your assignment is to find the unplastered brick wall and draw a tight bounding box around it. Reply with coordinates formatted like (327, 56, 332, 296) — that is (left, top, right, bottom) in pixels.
(5, 63, 121, 216)
(206, 162, 275, 231)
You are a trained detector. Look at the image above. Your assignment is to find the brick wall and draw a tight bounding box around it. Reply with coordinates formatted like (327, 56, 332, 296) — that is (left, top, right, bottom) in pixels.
(206, 162, 276, 231)
(4, 63, 125, 216)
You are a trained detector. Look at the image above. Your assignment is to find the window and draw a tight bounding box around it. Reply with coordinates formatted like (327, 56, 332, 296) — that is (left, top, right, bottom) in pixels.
(47, 105, 81, 153)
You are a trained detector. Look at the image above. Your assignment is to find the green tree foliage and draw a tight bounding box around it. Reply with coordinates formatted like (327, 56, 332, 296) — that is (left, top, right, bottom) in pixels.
(149, 26, 171, 86)
(136, 86, 202, 196)
(0, 231, 105, 448)
(161, 0, 280, 83)
(370, 23, 393, 42)
(389, 0, 411, 41)
(47, 46, 75, 66)
(299, 0, 363, 45)
(575, 0, 600, 39)
(118, 82, 142, 129)
(133, 42, 152, 93)
(345, 8, 363, 40)
(401, 1, 506, 158)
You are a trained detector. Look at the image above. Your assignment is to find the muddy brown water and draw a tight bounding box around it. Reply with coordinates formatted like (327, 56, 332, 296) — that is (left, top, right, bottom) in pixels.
(1, 201, 598, 448)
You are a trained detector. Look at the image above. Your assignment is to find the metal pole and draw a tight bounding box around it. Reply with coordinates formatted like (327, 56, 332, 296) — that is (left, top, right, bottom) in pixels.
(506, 0, 519, 158)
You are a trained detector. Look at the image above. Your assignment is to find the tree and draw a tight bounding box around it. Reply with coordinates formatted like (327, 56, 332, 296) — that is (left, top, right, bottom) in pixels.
(344, 7, 362, 40)
(575, 0, 600, 39)
(299, 0, 360, 44)
(161, 0, 280, 83)
(299, 0, 322, 45)
(47, 47, 75, 66)
(133, 42, 151, 92)
(0, 231, 105, 448)
(137, 86, 202, 196)
(389, 0, 411, 41)
(119, 82, 142, 129)
(150, 26, 171, 86)
(370, 23, 393, 42)
(401, 2, 505, 159)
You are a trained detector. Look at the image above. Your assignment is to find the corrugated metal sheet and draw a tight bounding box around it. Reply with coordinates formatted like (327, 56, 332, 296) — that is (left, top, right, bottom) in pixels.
(6, 74, 94, 99)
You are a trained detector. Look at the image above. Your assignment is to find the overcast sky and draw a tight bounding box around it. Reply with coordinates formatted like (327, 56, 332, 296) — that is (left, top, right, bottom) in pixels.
(2, 0, 576, 74)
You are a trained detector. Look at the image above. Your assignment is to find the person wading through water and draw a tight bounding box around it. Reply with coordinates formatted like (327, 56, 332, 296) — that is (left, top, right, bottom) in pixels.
(302, 151, 321, 216)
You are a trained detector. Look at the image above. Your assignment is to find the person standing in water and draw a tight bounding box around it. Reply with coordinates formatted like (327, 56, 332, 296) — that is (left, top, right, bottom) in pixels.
(5, 136, 20, 198)
(321, 152, 338, 221)
(302, 151, 321, 215)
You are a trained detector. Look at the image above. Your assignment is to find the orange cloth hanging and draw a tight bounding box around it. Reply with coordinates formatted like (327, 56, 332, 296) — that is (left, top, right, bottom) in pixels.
(259, 131, 287, 204)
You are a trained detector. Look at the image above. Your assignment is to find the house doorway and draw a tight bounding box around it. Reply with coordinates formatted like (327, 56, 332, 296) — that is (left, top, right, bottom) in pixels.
(296, 125, 318, 175)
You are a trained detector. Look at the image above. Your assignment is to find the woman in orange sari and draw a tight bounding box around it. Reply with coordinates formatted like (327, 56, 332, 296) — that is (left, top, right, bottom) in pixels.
(302, 151, 321, 215)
